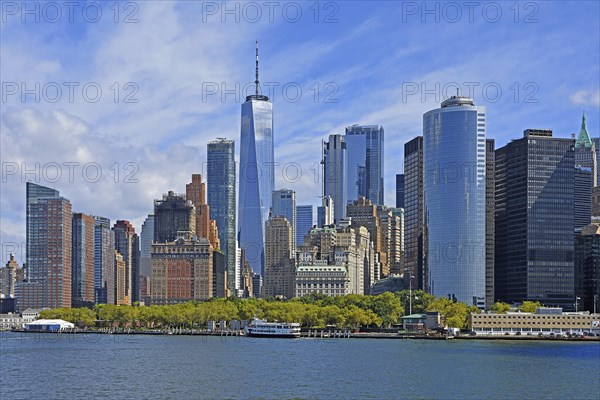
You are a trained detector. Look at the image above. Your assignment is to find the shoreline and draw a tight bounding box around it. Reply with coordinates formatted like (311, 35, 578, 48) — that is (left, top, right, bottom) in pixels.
(5, 329, 599, 342)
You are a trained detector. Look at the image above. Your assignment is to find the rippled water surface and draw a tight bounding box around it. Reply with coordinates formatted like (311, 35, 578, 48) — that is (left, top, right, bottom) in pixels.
(1, 332, 599, 399)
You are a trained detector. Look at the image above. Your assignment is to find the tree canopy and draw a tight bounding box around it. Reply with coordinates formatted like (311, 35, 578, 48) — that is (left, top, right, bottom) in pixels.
(39, 291, 481, 330)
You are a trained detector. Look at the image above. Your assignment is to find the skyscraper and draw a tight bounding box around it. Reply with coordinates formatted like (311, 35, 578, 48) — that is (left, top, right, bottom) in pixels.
(154, 191, 196, 243)
(345, 124, 384, 205)
(324, 134, 347, 223)
(403, 136, 427, 291)
(396, 174, 405, 209)
(271, 189, 296, 254)
(113, 220, 140, 305)
(207, 138, 237, 293)
(424, 96, 486, 308)
(495, 129, 575, 309)
(575, 113, 596, 234)
(296, 205, 313, 247)
(25, 182, 59, 271)
(17, 183, 72, 311)
(72, 213, 95, 307)
(238, 40, 274, 276)
(186, 174, 220, 248)
(593, 137, 600, 186)
(575, 224, 600, 312)
(485, 139, 496, 310)
(317, 196, 334, 228)
(93, 216, 114, 304)
(140, 214, 154, 277)
(575, 113, 597, 186)
(264, 216, 295, 299)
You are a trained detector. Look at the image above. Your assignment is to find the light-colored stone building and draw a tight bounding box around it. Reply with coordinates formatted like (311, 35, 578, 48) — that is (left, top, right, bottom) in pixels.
(468, 311, 600, 335)
(295, 261, 349, 297)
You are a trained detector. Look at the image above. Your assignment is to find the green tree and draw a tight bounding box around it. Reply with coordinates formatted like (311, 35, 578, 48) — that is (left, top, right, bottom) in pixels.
(490, 302, 511, 314)
(519, 301, 541, 313)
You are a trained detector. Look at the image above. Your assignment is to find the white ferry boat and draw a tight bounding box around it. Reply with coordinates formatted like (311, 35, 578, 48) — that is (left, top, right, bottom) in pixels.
(244, 318, 301, 338)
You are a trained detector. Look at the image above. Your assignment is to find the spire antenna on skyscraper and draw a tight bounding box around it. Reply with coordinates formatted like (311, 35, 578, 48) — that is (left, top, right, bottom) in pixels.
(255, 38, 260, 96)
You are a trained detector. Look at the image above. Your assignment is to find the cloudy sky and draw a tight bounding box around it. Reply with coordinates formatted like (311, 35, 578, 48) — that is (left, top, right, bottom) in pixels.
(1, 1, 599, 264)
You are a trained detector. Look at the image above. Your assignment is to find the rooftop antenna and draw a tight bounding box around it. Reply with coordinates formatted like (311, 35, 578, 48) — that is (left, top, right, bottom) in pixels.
(255, 38, 260, 96)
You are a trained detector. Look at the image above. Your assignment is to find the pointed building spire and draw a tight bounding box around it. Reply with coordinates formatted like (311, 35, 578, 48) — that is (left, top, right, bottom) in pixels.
(576, 111, 593, 148)
(255, 38, 260, 96)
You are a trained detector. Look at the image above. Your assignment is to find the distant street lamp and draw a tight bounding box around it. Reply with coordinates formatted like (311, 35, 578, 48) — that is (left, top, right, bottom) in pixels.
(409, 274, 415, 316)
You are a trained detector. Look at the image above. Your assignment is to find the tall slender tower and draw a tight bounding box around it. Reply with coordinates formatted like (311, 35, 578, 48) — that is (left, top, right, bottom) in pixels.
(324, 134, 347, 223)
(207, 139, 236, 293)
(72, 213, 95, 307)
(238, 40, 274, 276)
(424, 96, 486, 308)
(112, 220, 140, 305)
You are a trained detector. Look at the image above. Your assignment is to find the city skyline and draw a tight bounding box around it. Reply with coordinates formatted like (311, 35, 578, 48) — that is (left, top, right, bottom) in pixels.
(2, 2, 599, 253)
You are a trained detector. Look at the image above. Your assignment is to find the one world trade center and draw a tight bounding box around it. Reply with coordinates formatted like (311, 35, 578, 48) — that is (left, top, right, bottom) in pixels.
(238, 40, 274, 277)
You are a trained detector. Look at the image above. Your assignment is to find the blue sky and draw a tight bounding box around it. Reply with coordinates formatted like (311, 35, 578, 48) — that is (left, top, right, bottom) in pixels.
(1, 1, 599, 264)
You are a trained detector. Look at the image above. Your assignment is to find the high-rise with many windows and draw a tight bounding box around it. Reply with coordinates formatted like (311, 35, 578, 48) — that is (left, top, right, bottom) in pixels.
(396, 174, 405, 209)
(93, 216, 114, 304)
(403, 136, 427, 291)
(296, 205, 313, 247)
(345, 124, 384, 205)
(238, 40, 274, 276)
(424, 96, 486, 308)
(112, 220, 140, 305)
(271, 189, 296, 254)
(495, 129, 575, 309)
(207, 138, 237, 292)
(324, 135, 347, 224)
(72, 213, 95, 307)
(17, 183, 72, 311)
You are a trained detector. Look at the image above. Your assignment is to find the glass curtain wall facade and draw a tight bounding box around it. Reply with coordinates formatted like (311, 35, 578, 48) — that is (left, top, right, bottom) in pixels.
(403, 137, 427, 291)
(296, 205, 313, 246)
(207, 138, 237, 292)
(345, 125, 384, 206)
(239, 96, 274, 276)
(424, 96, 486, 308)
(324, 134, 347, 224)
(94, 216, 114, 304)
(495, 129, 575, 309)
(271, 189, 296, 254)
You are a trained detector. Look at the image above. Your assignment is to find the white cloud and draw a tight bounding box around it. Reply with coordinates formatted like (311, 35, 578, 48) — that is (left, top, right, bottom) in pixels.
(570, 90, 600, 107)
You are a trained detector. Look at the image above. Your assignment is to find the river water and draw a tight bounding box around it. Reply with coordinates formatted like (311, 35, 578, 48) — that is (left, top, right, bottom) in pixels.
(1, 332, 598, 399)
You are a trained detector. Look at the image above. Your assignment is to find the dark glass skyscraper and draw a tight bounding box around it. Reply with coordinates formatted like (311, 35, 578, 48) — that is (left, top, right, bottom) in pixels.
(238, 40, 274, 276)
(296, 205, 313, 246)
(403, 136, 426, 291)
(154, 191, 195, 243)
(424, 96, 486, 308)
(93, 216, 114, 304)
(207, 138, 236, 292)
(495, 129, 575, 309)
(345, 125, 384, 205)
(324, 134, 347, 223)
(113, 220, 140, 305)
(575, 224, 600, 312)
(395, 174, 405, 209)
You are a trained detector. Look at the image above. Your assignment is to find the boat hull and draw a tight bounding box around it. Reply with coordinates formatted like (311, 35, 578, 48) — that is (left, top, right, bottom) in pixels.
(245, 332, 301, 338)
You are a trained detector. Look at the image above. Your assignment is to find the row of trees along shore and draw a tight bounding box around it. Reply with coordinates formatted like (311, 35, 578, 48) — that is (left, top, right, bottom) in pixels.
(39, 291, 541, 331)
